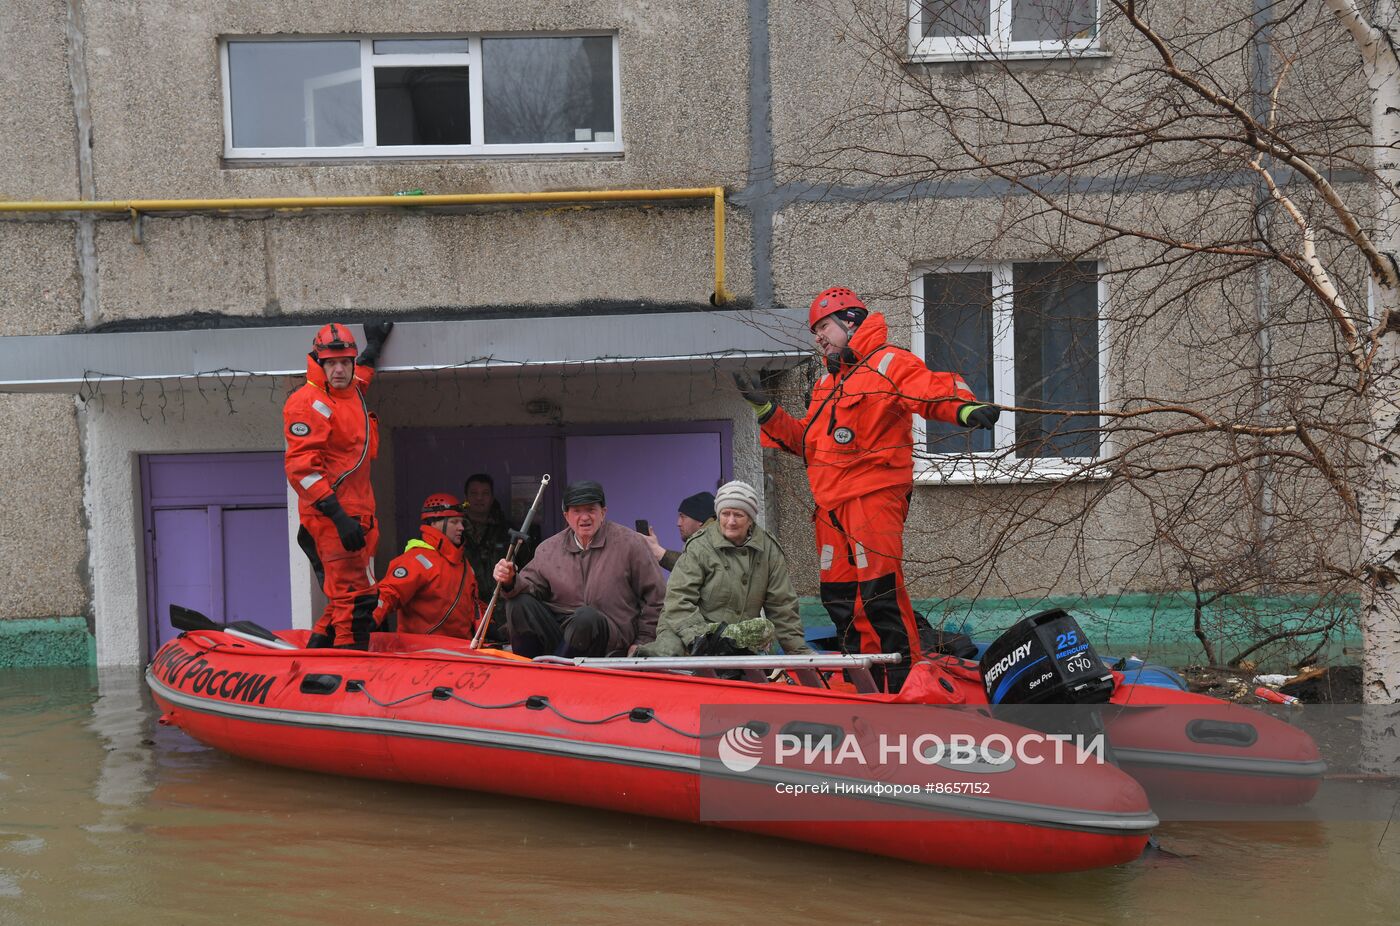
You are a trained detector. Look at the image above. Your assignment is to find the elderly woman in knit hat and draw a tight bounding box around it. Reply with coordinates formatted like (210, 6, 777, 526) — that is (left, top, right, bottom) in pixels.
(638, 480, 814, 657)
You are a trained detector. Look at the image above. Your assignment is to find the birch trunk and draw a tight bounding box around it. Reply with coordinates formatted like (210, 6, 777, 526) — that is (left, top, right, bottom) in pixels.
(1328, 0, 1400, 720)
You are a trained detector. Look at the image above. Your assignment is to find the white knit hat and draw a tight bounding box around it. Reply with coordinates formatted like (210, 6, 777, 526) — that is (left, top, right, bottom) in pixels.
(714, 480, 760, 522)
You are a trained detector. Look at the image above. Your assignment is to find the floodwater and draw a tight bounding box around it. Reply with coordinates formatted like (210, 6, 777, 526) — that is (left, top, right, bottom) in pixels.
(2, 668, 1399, 926)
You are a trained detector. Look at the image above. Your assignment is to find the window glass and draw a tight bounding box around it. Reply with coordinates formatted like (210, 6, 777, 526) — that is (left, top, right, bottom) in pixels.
(372, 39, 471, 55)
(228, 41, 362, 148)
(1012, 262, 1099, 458)
(920, 0, 991, 39)
(374, 67, 471, 145)
(924, 272, 995, 454)
(1010, 0, 1097, 43)
(481, 36, 615, 144)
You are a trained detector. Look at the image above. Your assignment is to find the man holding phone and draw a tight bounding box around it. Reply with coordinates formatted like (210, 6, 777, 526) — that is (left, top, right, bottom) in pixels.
(641, 491, 716, 570)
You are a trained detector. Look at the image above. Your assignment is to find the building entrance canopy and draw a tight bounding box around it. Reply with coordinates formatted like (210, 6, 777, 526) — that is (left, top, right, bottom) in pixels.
(0, 309, 810, 393)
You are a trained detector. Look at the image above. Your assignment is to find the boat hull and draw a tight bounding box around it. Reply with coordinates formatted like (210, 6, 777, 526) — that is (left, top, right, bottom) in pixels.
(147, 631, 1155, 873)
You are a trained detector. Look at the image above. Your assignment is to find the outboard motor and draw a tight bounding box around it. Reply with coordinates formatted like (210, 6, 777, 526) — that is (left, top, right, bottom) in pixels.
(980, 609, 1116, 750)
(980, 608, 1115, 707)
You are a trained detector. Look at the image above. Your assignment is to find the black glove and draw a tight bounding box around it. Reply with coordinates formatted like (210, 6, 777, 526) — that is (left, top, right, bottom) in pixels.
(358, 321, 395, 368)
(689, 628, 746, 658)
(957, 403, 1000, 430)
(314, 494, 366, 551)
(732, 372, 776, 423)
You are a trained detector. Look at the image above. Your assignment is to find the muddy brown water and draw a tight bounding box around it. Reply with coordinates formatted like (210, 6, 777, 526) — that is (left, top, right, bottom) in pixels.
(2, 667, 1399, 926)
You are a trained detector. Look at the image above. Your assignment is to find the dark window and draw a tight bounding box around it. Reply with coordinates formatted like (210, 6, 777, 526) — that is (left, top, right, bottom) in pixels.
(1012, 262, 1100, 458)
(920, 261, 1101, 462)
(225, 34, 621, 156)
(228, 41, 362, 148)
(482, 37, 615, 144)
(1011, 0, 1098, 43)
(923, 271, 995, 454)
(374, 67, 471, 146)
(920, 0, 991, 39)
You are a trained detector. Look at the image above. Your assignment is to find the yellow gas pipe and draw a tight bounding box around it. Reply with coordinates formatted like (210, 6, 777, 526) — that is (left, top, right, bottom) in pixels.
(0, 187, 733, 305)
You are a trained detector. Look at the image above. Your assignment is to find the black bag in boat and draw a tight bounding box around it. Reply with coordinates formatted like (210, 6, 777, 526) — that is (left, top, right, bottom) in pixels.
(689, 629, 749, 658)
(920, 625, 978, 659)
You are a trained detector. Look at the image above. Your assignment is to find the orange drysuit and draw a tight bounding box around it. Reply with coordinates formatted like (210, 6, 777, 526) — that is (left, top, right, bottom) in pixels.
(283, 356, 381, 646)
(759, 311, 978, 688)
(374, 524, 482, 638)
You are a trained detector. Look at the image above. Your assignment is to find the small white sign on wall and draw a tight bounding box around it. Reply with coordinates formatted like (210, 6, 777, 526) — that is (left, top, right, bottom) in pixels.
(511, 475, 541, 523)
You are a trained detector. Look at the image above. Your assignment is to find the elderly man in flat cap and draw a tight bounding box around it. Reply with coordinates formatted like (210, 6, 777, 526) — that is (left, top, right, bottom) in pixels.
(493, 480, 666, 658)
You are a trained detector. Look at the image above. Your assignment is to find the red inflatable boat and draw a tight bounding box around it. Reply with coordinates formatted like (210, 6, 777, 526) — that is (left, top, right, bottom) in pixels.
(909, 656, 1325, 806)
(146, 621, 1158, 874)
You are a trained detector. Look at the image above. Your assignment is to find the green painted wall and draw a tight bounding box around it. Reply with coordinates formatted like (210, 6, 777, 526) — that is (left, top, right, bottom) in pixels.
(0, 593, 1362, 670)
(0, 618, 96, 668)
(800, 592, 1360, 669)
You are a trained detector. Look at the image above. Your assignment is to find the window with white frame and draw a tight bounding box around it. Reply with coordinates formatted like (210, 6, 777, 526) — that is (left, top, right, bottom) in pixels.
(222, 34, 621, 158)
(909, 0, 1101, 60)
(914, 261, 1103, 475)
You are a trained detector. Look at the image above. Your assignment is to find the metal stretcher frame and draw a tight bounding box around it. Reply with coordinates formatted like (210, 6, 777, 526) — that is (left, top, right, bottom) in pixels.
(532, 653, 904, 693)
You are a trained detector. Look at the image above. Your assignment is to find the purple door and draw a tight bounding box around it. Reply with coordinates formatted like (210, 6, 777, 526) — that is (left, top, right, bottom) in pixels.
(394, 423, 731, 563)
(223, 508, 294, 624)
(564, 431, 726, 555)
(142, 453, 292, 655)
(151, 508, 214, 622)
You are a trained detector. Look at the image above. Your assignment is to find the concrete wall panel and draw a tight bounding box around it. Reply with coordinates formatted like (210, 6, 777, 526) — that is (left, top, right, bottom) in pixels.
(94, 216, 270, 319)
(0, 393, 88, 619)
(768, 0, 1267, 188)
(83, 205, 748, 321)
(0, 0, 78, 199)
(0, 223, 83, 335)
(266, 206, 744, 315)
(80, 0, 749, 198)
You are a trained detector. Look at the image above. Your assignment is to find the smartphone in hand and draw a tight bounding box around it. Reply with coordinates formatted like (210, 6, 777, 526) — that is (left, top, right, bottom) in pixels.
(635, 519, 650, 535)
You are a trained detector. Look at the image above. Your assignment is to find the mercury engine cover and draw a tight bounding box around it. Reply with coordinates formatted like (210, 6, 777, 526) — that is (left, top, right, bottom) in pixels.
(980, 609, 1115, 706)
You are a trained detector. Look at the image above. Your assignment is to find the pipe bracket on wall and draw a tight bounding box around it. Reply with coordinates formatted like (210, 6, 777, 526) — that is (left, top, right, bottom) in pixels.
(129, 208, 143, 245)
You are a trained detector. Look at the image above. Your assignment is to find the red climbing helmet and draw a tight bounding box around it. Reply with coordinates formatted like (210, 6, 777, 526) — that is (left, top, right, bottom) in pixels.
(808, 287, 868, 330)
(420, 493, 464, 523)
(311, 323, 358, 362)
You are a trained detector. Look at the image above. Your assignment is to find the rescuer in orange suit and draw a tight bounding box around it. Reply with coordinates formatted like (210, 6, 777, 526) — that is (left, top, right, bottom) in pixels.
(734, 287, 998, 691)
(284, 321, 394, 649)
(372, 493, 486, 640)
